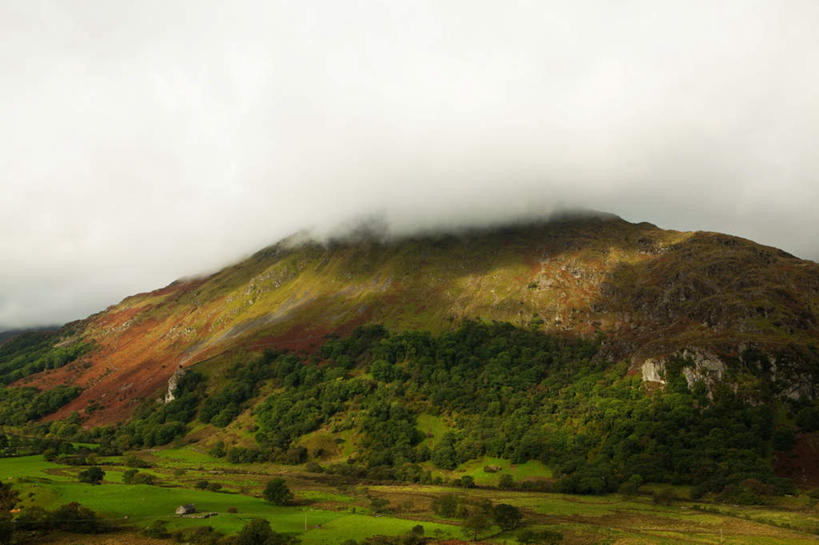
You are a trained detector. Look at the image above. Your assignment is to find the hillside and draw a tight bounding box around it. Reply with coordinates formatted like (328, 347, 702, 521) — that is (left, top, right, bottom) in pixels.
(6, 212, 819, 424)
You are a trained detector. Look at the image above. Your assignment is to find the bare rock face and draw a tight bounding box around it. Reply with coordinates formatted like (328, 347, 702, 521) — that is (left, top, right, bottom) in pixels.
(639, 348, 726, 391)
(641, 358, 667, 384)
(679, 348, 726, 389)
(164, 365, 185, 403)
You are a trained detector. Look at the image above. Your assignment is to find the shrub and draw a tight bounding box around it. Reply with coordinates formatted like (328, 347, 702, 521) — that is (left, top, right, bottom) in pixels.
(143, 520, 170, 539)
(0, 483, 19, 511)
(652, 488, 676, 506)
(125, 454, 152, 468)
(454, 475, 475, 488)
(499, 474, 515, 489)
(305, 461, 324, 473)
(122, 469, 138, 484)
(236, 518, 296, 545)
(186, 525, 223, 545)
(492, 503, 523, 530)
(209, 441, 226, 458)
(14, 506, 49, 532)
(263, 478, 294, 505)
(461, 511, 492, 541)
(131, 472, 156, 485)
(50, 502, 99, 533)
(78, 466, 104, 485)
(369, 497, 391, 514)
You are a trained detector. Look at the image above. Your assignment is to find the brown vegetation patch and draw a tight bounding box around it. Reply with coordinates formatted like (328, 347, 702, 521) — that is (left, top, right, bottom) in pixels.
(29, 530, 169, 545)
(775, 432, 819, 488)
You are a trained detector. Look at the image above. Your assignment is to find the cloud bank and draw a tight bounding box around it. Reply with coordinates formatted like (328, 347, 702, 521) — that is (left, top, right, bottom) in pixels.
(2, 1, 818, 329)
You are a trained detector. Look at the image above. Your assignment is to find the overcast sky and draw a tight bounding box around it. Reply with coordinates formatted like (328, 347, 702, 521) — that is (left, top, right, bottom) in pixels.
(2, 1, 818, 330)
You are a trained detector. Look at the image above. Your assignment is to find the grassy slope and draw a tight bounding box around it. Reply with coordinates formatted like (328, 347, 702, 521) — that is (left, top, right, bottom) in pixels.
(12, 214, 819, 424)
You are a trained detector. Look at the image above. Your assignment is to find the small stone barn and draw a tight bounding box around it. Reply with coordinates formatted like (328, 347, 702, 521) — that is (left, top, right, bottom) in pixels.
(175, 504, 196, 515)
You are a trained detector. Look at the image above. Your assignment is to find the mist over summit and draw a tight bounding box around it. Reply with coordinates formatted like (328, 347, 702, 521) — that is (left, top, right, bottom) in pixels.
(3, 1, 819, 329)
(6, 214, 814, 425)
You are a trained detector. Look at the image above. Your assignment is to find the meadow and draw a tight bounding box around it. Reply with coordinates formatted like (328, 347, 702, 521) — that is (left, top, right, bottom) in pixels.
(3, 447, 819, 545)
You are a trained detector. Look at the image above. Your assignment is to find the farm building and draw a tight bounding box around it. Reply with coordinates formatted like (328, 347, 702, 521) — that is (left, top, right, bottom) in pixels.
(175, 504, 196, 515)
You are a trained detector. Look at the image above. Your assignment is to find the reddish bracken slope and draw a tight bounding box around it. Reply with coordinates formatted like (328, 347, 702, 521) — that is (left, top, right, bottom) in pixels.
(14, 215, 819, 424)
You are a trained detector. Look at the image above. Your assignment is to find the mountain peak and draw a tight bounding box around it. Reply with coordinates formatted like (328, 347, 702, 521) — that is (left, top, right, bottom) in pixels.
(9, 213, 818, 424)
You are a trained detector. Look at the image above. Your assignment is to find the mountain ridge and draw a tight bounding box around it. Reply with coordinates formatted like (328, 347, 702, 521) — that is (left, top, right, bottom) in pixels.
(9, 213, 818, 424)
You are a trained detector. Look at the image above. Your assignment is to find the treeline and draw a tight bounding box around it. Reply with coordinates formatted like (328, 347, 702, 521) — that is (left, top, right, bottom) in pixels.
(1, 481, 106, 544)
(0, 385, 82, 426)
(261, 322, 803, 501)
(0, 330, 92, 384)
(25, 320, 814, 504)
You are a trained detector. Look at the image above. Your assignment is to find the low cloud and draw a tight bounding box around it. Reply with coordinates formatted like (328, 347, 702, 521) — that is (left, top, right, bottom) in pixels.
(2, 1, 818, 329)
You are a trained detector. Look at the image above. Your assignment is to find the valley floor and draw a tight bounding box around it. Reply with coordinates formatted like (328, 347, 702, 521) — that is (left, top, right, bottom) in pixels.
(3, 445, 819, 545)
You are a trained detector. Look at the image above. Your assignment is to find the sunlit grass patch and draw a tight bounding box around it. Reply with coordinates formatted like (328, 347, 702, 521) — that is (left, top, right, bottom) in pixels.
(300, 514, 458, 545)
(449, 456, 553, 486)
(0, 455, 72, 481)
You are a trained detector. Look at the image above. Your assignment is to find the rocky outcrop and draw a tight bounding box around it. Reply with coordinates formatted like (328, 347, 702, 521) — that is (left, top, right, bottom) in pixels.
(639, 348, 726, 390)
(641, 358, 667, 384)
(164, 365, 185, 403)
(679, 348, 726, 389)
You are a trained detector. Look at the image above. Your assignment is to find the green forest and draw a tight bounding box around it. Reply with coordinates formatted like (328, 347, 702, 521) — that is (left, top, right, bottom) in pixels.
(7, 321, 804, 505)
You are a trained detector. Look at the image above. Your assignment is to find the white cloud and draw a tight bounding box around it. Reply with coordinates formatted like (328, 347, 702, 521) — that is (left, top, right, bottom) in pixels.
(2, 0, 818, 328)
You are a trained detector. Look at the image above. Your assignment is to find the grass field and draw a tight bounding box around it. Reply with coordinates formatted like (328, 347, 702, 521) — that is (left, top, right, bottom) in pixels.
(452, 456, 553, 485)
(0, 454, 74, 481)
(3, 450, 819, 544)
(416, 455, 554, 487)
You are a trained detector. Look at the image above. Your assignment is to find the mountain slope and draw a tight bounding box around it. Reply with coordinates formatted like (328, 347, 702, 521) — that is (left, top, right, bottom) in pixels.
(11, 213, 819, 423)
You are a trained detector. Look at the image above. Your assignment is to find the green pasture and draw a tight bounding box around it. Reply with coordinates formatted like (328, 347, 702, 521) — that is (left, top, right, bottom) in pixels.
(416, 414, 450, 447)
(4, 449, 819, 545)
(423, 455, 553, 486)
(299, 514, 457, 545)
(0, 455, 72, 481)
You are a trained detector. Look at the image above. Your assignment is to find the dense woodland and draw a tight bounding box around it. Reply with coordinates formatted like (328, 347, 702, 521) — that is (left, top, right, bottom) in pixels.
(0, 330, 90, 384)
(2, 321, 818, 504)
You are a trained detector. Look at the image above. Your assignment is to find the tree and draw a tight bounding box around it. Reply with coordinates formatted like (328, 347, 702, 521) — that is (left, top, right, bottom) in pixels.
(456, 475, 475, 488)
(499, 474, 515, 489)
(0, 484, 16, 545)
(122, 469, 138, 484)
(263, 478, 294, 505)
(237, 519, 275, 545)
(142, 520, 170, 539)
(461, 511, 492, 541)
(237, 518, 296, 545)
(78, 466, 104, 485)
(0, 483, 18, 511)
(0, 514, 12, 545)
(492, 503, 522, 530)
(50, 502, 99, 533)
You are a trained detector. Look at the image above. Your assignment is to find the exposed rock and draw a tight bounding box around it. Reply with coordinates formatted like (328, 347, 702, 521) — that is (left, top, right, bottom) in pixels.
(679, 348, 726, 389)
(164, 365, 185, 403)
(641, 358, 666, 384)
(640, 348, 726, 390)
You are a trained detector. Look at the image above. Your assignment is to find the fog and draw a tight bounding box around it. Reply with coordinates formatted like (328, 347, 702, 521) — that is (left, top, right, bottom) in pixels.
(2, 1, 818, 330)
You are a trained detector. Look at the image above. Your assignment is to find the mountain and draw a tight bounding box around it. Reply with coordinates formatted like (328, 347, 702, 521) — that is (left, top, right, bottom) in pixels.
(7, 212, 819, 424)
(0, 326, 60, 346)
